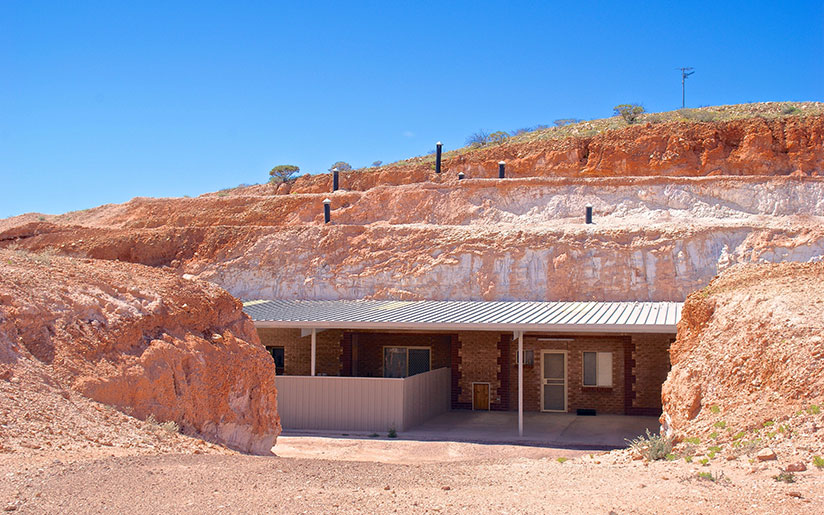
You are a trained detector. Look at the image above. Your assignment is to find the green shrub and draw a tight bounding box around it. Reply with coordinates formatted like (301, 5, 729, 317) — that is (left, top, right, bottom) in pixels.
(553, 118, 581, 127)
(684, 436, 701, 445)
(710, 405, 721, 414)
(679, 108, 717, 122)
(557, 457, 568, 463)
(700, 457, 709, 466)
(697, 470, 723, 482)
(684, 455, 693, 463)
(626, 429, 673, 461)
(782, 105, 800, 115)
(813, 455, 824, 469)
(488, 131, 510, 145)
(665, 453, 679, 461)
(387, 426, 397, 438)
(762, 420, 775, 427)
(714, 420, 727, 429)
(709, 431, 719, 440)
(773, 471, 795, 483)
(808, 404, 821, 415)
(613, 103, 645, 124)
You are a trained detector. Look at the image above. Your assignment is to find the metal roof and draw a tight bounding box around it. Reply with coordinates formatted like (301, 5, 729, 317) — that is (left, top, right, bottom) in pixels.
(243, 300, 682, 334)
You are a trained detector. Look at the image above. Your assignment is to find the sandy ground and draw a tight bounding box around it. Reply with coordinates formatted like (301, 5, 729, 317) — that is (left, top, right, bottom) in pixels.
(1, 436, 822, 514)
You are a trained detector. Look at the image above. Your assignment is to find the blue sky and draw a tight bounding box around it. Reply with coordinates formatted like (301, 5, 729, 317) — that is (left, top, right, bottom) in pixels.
(1, 1, 822, 218)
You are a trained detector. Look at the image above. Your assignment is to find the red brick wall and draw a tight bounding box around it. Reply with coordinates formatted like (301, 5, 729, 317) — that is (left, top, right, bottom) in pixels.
(348, 332, 451, 377)
(456, 331, 505, 407)
(630, 334, 672, 414)
(256, 327, 342, 376)
(495, 334, 628, 414)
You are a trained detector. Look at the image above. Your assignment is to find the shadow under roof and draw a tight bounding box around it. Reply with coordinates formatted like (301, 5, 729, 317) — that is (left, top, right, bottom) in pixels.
(243, 300, 682, 334)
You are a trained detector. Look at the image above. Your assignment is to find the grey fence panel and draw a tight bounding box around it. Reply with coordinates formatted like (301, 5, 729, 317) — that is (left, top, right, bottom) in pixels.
(276, 368, 450, 432)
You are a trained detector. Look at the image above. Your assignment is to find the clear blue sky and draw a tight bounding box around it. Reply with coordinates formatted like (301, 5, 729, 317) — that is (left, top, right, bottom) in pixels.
(1, 1, 822, 218)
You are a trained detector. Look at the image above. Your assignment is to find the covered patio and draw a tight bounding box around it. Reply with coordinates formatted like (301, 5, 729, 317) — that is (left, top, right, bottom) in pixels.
(246, 299, 681, 441)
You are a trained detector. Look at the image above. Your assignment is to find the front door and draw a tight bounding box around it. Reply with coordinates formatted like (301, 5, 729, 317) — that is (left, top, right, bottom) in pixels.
(541, 351, 567, 412)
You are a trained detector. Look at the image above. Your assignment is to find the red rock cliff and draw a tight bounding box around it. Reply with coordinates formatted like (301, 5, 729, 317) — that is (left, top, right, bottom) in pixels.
(0, 250, 281, 454)
(661, 261, 824, 439)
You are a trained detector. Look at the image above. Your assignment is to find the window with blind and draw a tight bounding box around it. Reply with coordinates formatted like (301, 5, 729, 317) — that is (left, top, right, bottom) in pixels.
(582, 351, 613, 387)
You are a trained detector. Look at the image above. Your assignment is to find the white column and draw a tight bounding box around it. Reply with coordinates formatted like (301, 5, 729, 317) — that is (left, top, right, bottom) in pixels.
(310, 328, 317, 377)
(518, 330, 524, 437)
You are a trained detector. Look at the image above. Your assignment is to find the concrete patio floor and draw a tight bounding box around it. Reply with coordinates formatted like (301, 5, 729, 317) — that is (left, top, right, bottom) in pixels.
(281, 410, 661, 450)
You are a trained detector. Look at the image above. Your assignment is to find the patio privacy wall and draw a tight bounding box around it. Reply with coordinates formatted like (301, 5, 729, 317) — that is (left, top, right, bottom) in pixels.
(275, 367, 450, 432)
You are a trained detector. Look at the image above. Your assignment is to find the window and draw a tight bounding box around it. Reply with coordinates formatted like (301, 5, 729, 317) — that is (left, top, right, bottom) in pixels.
(582, 351, 612, 387)
(515, 349, 534, 366)
(383, 347, 431, 378)
(268, 346, 284, 375)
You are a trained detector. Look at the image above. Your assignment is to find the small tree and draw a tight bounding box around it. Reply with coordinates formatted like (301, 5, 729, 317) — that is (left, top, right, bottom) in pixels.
(554, 118, 582, 127)
(488, 131, 510, 145)
(371, 160, 383, 167)
(269, 164, 300, 184)
(466, 130, 491, 148)
(614, 104, 645, 124)
(329, 161, 352, 172)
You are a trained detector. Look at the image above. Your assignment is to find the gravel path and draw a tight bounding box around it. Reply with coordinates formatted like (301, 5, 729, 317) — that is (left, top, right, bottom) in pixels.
(2, 436, 822, 514)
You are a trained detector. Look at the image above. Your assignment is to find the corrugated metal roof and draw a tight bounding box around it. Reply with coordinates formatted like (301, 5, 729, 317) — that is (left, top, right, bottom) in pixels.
(243, 300, 682, 334)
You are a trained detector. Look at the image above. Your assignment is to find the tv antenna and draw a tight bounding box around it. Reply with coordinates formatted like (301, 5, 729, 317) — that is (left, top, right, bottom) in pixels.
(679, 67, 695, 108)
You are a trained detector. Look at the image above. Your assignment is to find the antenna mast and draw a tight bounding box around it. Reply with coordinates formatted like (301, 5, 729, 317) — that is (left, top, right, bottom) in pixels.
(679, 67, 695, 108)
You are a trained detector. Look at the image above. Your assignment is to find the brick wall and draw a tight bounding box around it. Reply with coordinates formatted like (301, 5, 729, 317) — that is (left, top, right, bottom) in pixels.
(256, 327, 342, 376)
(630, 333, 672, 415)
(494, 334, 628, 414)
(456, 331, 505, 408)
(348, 332, 451, 377)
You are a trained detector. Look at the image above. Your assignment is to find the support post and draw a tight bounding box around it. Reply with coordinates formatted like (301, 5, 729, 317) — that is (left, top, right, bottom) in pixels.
(498, 161, 506, 179)
(332, 168, 339, 191)
(435, 142, 443, 174)
(457, 172, 465, 180)
(311, 328, 317, 376)
(586, 204, 593, 224)
(517, 330, 523, 437)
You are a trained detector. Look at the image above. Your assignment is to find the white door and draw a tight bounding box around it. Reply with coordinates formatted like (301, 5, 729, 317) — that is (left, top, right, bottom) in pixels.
(541, 351, 567, 412)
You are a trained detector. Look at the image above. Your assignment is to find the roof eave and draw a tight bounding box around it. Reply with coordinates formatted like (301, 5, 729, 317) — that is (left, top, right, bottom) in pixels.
(251, 320, 677, 334)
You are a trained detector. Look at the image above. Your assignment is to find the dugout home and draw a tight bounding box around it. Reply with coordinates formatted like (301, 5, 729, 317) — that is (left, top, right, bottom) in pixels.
(243, 299, 680, 435)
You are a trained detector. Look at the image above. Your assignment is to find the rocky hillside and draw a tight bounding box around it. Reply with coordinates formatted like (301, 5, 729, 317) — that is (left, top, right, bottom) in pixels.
(1, 107, 823, 303)
(0, 249, 280, 455)
(247, 103, 824, 196)
(661, 261, 824, 458)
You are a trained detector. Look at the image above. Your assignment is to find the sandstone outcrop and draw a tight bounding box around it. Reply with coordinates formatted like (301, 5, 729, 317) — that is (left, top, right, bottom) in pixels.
(0, 249, 280, 454)
(661, 261, 824, 442)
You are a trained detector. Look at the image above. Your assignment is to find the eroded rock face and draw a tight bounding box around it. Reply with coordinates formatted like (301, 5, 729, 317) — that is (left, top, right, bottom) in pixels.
(4, 176, 823, 303)
(275, 113, 824, 194)
(661, 261, 824, 438)
(0, 250, 280, 454)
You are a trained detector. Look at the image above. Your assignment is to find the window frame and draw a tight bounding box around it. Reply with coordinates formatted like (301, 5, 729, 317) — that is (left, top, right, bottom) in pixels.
(267, 346, 285, 375)
(582, 351, 613, 387)
(381, 346, 432, 378)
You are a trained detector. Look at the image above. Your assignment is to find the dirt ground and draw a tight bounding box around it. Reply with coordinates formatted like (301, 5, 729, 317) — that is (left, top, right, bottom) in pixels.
(1, 436, 822, 514)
